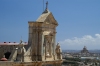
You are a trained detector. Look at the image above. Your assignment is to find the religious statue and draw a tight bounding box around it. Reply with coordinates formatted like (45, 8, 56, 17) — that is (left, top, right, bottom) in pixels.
(45, 36, 50, 56)
(55, 43, 62, 59)
(44, 34, 53, 57)
(16, 40, 25, 62)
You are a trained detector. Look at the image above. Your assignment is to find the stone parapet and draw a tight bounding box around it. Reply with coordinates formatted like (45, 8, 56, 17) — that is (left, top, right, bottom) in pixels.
(0, 60, 62, 66)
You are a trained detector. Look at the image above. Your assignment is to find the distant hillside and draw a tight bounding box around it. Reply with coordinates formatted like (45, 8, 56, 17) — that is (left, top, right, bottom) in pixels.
(62, 50, 100, 53)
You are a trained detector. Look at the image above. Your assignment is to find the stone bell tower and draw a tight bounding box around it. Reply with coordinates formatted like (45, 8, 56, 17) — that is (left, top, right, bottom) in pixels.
(28, 2, 61, 62)
(0, 2, 62, 66)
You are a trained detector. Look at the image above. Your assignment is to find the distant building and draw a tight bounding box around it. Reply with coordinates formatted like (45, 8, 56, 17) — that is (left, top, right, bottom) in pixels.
(62, 46, 100, 60)
(81, 46, 89, 54)
(79, 46, 90, 57)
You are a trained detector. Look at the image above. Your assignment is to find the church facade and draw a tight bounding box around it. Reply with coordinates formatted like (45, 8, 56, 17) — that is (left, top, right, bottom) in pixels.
(0, 2, 62, 66)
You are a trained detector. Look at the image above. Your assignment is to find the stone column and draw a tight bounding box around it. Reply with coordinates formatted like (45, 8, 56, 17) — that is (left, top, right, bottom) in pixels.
(49, 36, 52, 56)
(42, 34, 44, 56)
(35, 30, 38, 61)
(28, 23, 33, 50)
(31, 28, 37, 61)
(51, 35, 53, 56)
(53, 32, 57, 60)
(41, 31, 45, 61)
(38, 30, 43, 61)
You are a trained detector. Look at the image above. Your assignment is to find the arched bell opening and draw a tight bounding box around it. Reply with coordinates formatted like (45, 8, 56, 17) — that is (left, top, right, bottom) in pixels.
(4, 52, 11, 59)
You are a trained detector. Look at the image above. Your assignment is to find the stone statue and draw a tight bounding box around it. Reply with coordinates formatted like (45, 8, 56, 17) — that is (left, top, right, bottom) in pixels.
(16, 40, 24, 62)
(45, 36, 50, 56)
(55, 43, 62, 59)
(44, 35, 53, 57)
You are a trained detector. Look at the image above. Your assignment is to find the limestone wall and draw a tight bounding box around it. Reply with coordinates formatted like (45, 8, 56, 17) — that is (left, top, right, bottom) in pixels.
(0, 45, 17, 59)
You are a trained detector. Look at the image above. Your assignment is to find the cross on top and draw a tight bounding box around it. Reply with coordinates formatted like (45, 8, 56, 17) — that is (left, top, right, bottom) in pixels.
(46, 1, 48, 9)
(43, 1, 49, 13)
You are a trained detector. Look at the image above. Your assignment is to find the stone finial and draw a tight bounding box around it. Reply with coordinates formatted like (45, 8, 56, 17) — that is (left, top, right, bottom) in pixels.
(19, 39, 24, 45)
(43, 1, 49, 13)
(46, 1, 48, 9)
(57, 42, 60, 47)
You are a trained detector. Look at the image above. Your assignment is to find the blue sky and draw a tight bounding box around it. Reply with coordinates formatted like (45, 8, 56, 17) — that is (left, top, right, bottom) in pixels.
(0, 0, 100, 50)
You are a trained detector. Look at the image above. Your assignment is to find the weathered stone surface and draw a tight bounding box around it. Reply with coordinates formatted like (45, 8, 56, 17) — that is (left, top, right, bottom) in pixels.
(0, 3, 62, 66)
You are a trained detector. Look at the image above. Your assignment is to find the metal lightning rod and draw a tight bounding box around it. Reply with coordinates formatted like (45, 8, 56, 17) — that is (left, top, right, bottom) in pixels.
(43, 0, 44, 11)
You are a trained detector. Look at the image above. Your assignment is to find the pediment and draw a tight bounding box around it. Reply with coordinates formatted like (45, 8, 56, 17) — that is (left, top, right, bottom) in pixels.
(44, 13, 58, 25)
(36, 11, 58, 25)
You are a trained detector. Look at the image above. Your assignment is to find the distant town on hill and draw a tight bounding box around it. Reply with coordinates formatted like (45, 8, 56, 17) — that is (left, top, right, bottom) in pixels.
(62, 50, 100, 53)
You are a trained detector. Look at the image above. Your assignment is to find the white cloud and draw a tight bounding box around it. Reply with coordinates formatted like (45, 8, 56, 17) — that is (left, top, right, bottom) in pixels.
(59, 34, 100, 50)
(95, 34, 100, 38)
